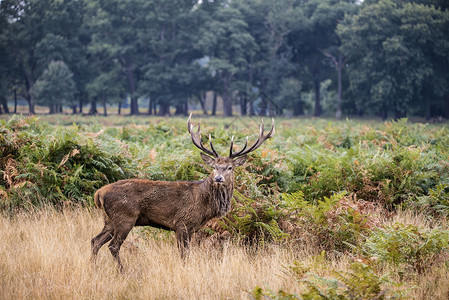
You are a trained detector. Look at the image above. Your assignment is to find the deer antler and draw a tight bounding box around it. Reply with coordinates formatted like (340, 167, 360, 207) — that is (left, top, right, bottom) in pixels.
(188, 114, 219, 158)
(229, 118, 275, 158)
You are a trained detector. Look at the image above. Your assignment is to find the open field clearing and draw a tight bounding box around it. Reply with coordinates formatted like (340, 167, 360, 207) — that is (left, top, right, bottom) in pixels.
(1, 115, 449, 298)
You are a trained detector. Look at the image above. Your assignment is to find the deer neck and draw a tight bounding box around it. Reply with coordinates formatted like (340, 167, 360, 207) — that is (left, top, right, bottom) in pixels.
(202, 175, 233, 217)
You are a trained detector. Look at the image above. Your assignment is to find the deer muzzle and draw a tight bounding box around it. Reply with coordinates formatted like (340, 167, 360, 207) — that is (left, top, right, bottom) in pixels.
(214, 175, 224, 183)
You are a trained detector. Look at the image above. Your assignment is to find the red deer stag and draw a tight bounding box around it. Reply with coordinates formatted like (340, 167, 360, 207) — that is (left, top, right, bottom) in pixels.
(91, 115, 275, 271)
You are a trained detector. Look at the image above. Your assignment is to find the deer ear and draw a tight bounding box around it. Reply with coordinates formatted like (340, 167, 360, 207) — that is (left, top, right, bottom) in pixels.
(233, 155, 247, 167)
(200, 153, 215, 166)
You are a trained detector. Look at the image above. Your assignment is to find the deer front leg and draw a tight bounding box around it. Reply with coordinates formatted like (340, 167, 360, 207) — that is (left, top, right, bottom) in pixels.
(175, 226, 191, 259)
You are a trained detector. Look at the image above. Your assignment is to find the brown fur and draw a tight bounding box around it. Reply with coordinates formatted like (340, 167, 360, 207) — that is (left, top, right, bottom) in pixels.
(91, 116, 273, 271)
(91, 156, 243, 271)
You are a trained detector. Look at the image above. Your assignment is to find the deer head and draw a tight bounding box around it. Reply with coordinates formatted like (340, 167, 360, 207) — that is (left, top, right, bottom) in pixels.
(187, 114, 275, 185)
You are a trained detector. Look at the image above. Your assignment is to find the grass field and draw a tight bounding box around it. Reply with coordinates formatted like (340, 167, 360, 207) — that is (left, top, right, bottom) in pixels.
(0, 207, 301, 299)
(1, 207, 448, 299)
(1, 114, 449, 299)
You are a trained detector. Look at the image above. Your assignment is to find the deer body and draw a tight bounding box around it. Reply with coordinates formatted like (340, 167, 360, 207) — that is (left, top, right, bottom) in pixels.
(91, 116, 274, 271)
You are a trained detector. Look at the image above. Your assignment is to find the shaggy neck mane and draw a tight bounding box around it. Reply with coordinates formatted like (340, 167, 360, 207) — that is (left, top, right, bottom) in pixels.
(202, 175, 233, 217)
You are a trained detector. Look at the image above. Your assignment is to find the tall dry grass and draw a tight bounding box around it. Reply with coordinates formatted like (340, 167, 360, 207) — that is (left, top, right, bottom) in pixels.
(1, 208, 448, 299)
(0, 208, 305, 299)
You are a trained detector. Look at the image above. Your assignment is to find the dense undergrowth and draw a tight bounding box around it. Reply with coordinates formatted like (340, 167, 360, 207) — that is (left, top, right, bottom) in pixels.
(1, 115, 449, 298)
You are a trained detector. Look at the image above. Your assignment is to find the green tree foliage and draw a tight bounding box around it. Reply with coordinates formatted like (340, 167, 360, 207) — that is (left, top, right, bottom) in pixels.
(235, 0, 299, 115)
(0, 0, 87, 114)
(288, 0, 357, 117)
(85, 0, 154, 115)
(139, 0, 203, 116)
(198, 2, 257, 116)
(1, 0, 448, 118)
(32, 60, 76, 113)
(338, 0, 449, 119)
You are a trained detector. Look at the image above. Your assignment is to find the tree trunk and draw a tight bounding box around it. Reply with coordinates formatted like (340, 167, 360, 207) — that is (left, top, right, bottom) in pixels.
(212, 91, 217, 116)
(0, 95, 9, 114)
(49, 104, 56, 114)
(21, 60, 35, 115)
(222, 94, 232, 117)
(197, 92, 208, 115)
(147, 98, 152, 115)
(444, 94, 449, 119)
(320, 50, 344, 120)
(89, 97, 98, 115)
(79, 96, 84, 114)
(102, 94, 108, 116)
(240, 94, 247, 116)
(148, 98, 157, 115)
(249, 98, 255, 116)
(293, 96, 303, 116)
(72, 105, 77, 114)
(130, 96, 138, 115)
(119, 93, 124, 115)
(158, 103, 170, 116)
(380, 104, 387, 120)
(175, 100, 187, 116)
(335, 55, 343, 120)
(14, 88, 17, 114)
(123, 61, 138, 115)
(26, 94, 35, 115)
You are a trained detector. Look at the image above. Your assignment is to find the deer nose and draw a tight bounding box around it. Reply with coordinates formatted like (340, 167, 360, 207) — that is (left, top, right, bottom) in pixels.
(215, 176, 224, 183)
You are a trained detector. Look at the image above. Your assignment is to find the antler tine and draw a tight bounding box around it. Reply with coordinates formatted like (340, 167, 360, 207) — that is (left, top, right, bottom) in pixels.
(229, 136, 234, 157)
(230, 136, 248, 158)
(209, 134, 219, 157)
(229, 118, 275, 158)
(187, 113, 193, 133)
(187, 114, 219, 158)
(259, 118, 265, 137)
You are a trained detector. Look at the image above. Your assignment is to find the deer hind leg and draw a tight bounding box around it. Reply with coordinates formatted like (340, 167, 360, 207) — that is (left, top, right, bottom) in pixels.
(108, 221, 135, 272)
(175, 226, 192, 259)
(91, 222, 114, 262)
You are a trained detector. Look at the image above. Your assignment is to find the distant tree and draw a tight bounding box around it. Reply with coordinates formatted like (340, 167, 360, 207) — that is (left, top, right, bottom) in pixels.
(236, 0, 299, 116)
(287, 0, 358, 117)
(86, 0, 157, 115)
(139, 0, 203, 116)
(198, 3, 257, 116)
(275, 78, 305, 115)
(86, 66, 125, 116)
(0, 6, 12, 114)
(339, 0, 449, 119)
(1, 0, 87, 114)
(32, 60, 76, 113)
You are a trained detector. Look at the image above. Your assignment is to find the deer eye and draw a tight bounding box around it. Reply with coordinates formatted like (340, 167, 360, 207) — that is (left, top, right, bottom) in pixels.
(228, 166, 232, 170)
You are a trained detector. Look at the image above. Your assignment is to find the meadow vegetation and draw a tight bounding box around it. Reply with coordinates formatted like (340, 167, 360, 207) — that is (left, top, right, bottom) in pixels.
(1, 115, 449, 299)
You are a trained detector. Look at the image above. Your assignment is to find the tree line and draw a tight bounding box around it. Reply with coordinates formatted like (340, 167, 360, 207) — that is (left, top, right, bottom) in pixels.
(0, 0, 448, 119)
